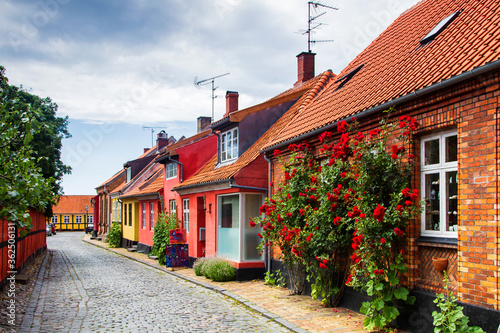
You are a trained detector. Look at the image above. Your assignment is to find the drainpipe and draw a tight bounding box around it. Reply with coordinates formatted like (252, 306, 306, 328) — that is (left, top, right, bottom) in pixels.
(167, 157, 184, 183)
(212, 129, 221, 165)
(263, 154, 272, 273)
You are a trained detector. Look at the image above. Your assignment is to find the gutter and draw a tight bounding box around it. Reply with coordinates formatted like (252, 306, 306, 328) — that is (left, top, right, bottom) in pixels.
(263, 59, 500, 152)
(172, 179, 229, 192)
(228, 179, 268, 194)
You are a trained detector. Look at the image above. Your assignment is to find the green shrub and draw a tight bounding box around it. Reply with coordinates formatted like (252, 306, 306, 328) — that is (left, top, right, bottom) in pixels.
(200, 257, 235, 282)
(152, 211, 179, 265)
(108, 221, 122, 248)
(193, 257, 207, 276)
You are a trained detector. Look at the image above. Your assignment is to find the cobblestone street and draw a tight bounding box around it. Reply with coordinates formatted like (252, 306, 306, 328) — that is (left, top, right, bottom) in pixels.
(19, 232, 289, 333)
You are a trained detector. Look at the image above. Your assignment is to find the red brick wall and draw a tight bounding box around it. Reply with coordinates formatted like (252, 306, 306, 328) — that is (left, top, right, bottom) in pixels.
(267, 70, 500, 310)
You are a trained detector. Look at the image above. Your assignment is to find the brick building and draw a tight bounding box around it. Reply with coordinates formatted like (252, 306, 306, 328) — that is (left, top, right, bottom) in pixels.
(261, 0, 500, 331)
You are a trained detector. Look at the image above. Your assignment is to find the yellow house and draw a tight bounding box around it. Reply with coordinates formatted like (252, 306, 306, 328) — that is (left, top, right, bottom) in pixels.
(121, 198, 139, 248)
(49, 195, 95, 231)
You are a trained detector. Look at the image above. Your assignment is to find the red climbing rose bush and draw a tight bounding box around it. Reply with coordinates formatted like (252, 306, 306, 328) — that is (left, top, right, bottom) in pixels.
(254, 111, 421, 331)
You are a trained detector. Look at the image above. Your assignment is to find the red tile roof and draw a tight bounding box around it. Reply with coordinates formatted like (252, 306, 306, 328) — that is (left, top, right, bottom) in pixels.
(120, 162, 164, 198)
(175, 71, 334, 189)
(265, 0, 500, 149)
(96, 169, 125, 189)
(53, 195, 95, 214)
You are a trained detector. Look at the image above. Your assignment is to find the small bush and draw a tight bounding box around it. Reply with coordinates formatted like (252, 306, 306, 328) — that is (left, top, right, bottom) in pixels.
(193, 257, 207, 276)
(108, 221, 122, 248)
(200, 257, 235, 282)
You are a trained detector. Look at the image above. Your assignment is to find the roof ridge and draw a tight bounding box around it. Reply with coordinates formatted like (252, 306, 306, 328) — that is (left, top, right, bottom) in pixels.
(297, 70, 334, 114)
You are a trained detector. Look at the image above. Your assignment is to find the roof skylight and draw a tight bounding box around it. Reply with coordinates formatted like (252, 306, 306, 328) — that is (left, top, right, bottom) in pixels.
(420, 11, 460, 45)
(334, 64, 364, 91)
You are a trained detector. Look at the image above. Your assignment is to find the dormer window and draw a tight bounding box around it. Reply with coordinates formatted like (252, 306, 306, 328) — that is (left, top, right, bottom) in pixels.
(166, 163, 177, 179)
(221, 128, 238, 162)
(125, 167, 132, 183)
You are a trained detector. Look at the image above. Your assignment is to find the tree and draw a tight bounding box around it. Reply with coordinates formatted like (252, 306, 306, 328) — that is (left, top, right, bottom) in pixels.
(0, 66, 71, 228)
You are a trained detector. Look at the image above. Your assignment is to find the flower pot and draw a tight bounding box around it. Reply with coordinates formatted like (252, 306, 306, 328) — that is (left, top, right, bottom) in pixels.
(432, 258, 448, 272)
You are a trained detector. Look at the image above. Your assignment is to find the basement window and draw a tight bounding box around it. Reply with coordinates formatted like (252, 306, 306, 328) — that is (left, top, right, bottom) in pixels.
(420, 11, 460, 45)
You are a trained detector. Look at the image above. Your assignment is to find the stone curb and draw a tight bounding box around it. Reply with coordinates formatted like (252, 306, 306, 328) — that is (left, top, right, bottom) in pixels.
(82, 238, 305, 333)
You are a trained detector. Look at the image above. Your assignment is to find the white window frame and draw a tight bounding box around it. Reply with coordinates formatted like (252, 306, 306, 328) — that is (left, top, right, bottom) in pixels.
(75, 215, 82, 224)
(87, 215, 94, 225)
(150, 202, 155, 230)
(64, 215, 70, 224)
(126, 167, 132, 183)
(169, 199, 176, 217)
(142, 202, 146, 229)
(420, 130, 458, 237)
(220, 128, 238, 163)
(183, 198, 189, 233)
(166, 163, 177, 179)
(51, 216, 57, 224)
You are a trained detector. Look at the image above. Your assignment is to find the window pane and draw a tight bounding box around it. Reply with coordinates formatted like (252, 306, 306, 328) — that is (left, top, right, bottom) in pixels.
(424, 139, 440, 165)
(445, 135, 457, 162)
(446, 171, 458, 231)
(217, 195, 240, 261)
(424, 173, 440, 231)
(243, 194, 263, 261)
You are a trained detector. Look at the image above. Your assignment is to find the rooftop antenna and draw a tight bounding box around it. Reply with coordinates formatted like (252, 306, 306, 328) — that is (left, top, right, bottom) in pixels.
(142, 125, 165, 147)
(194, 72, 230, 122)
(299, 1, 337, 52)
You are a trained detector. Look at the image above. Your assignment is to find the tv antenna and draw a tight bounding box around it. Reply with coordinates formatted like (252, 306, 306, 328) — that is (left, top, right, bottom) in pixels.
(194, 72, 230, 122)
(142, 125, 166, 147)
(298, 1, 337, 52)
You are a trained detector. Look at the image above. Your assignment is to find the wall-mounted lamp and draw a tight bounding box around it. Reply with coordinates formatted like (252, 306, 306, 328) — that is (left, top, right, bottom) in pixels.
(209, 203, 212, 214)
(203, 196, 207, 210)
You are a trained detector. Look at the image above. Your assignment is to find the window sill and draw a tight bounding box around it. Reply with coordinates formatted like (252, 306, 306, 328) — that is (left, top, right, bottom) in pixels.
(417, 236, 457, 249)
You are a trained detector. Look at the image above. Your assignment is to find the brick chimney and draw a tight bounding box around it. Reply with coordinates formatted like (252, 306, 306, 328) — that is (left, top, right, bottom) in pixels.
(156, 130, 169, 150)
(294, 52, 316, 87)
(224, 91, 239, 118)
(197, 116, 212, 133)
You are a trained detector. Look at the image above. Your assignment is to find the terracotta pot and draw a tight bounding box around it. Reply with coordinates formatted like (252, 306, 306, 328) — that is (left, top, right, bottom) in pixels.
(432, 257, 448, 272)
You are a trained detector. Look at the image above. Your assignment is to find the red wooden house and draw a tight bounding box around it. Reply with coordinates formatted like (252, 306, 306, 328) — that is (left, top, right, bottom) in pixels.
(261, 0, 500, 331)
(155, 117, 216, 257)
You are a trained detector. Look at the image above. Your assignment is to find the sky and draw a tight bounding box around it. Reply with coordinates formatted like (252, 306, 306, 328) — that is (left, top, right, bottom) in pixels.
(1, 0, 421, 195)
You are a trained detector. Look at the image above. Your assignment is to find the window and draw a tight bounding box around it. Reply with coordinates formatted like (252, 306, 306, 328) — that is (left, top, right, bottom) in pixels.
(75, 216, 82, 224)
(87, 215, 94, 225)
(420, 12, 460, 45)
(126, 167, 132, 183)
(166, 163, 177, 179)
(169, 199, 176, 217)
(183, 199, 189, 232)
(51, 216, 57, 224)
(421, 131, 458, 237)
(220, 128, 238, 162)
(142, 203, 146, 229)
(150, 202, 155, 230)
(123, 204, 128, 226)
(64, 215, 70, 224)
(128, 204, 133, 226)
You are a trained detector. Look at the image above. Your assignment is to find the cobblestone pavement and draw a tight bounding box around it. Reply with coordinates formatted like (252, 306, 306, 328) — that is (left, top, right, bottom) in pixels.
(19, 232, 290, 333)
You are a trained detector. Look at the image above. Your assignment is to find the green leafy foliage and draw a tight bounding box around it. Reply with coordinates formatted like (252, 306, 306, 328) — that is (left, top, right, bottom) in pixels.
(151, 210, 179, 265)
(432, 272, 485, 333)
(108, 221, 122, 248)
(264, 269, 285, 287)
(0, 66, 70, 228)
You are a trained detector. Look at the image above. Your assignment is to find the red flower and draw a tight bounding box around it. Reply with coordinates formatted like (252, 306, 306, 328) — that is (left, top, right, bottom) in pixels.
(337, 120, 348, 133)
(273, 149, 282, 157)
(306, 233, 313, 242)
(373, 204, 385, 222)
(340, 172, 347, 178)
(319, 262, 327, 269)
(258, 233, 262, 238)
(249, 221, 256, 227)
(333, 216, 342, 226)
(370, 129, 381, 138)
(380, 238, 386, 244)
(345, 274, 352, 285)
(391, 153, 398, 159)
(394, 227, 404, 237)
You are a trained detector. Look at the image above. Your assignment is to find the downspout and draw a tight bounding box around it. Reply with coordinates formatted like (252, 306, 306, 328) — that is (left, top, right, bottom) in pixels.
(212, 129, 221, 165)
(264, 154, 272, 273)
(167, 157, 184, 183)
